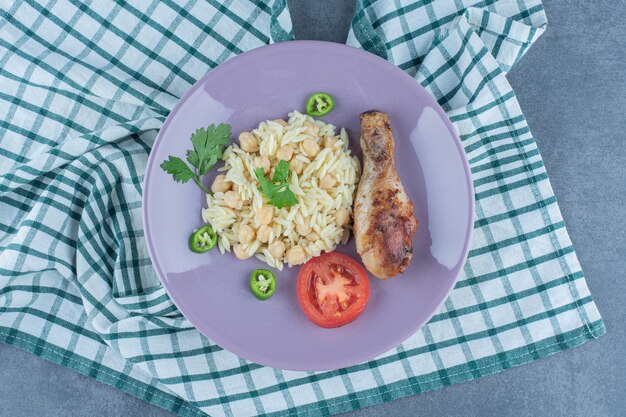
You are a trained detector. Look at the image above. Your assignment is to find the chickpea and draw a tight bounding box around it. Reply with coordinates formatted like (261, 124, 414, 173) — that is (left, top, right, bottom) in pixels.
(324, 136, 337, 148)
(256, 206, 273, 225)
(336, 207, 350, 227)
(302, 138, 320, 158)
(307, 231, 320, 241)
(290, 157, 305, 175)
(273, 118, 288, 126)
(233, 244, 252, 260)
(275, 145, 294, 162)
(254, 156, 271, 174)
(223, 190, 242, 209)
(231, 184, 239, 192)
(286, 245, 306, 265)
(239, 131, 259, 153)
(268, 240, 286, 259)
(296, 221, 310, 236)
(211, 174, 231, 193)
(320, 174, 336, 189)
(256, 225, 271, 243)
(237, 224, 255, 244)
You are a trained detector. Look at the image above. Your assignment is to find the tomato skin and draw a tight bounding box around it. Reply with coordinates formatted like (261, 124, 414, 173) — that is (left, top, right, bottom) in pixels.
(297, 252, 370, 328)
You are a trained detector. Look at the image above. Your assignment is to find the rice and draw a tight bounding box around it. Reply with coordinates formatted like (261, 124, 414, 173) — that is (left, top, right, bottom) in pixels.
(201, 111, 361, 270)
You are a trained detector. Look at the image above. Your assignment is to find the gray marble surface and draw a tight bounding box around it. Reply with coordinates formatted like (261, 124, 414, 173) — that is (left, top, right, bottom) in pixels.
(1, 1, 624, 416)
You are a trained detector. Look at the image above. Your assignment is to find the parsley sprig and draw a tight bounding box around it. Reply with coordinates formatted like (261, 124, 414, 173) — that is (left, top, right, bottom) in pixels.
(254, 160, 298, 209)
(160, 123, 231, 194)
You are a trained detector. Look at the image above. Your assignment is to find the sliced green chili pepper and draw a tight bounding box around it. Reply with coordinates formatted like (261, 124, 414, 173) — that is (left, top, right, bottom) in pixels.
(250, 269, 277, 300)
(306, 92, 335, 117)
(188, 225, 217, 253)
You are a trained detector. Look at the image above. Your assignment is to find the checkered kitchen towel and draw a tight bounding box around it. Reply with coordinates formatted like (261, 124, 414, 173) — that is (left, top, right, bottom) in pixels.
(0, 1, 605, 416)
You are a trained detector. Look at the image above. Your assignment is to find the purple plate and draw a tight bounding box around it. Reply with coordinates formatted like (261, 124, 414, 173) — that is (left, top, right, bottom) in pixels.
(143, 41, 474, 371)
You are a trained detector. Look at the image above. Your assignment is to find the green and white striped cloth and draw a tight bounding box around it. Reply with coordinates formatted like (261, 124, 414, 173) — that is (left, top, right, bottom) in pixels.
(0, 1, 605, 416)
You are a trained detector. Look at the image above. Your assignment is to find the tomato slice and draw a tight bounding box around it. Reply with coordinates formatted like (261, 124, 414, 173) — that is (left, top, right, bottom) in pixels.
(297, 252, 370, 328)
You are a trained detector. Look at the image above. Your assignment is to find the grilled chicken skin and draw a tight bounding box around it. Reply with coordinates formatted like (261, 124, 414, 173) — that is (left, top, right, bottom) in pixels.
(353, 111, 418, 279)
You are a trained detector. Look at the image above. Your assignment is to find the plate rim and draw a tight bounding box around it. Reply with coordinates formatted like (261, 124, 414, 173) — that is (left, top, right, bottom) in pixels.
(142, 40, 475, 371)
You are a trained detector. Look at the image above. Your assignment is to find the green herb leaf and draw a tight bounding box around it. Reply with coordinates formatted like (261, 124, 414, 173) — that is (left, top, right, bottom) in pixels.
(272, 159, 291, 182)
(160, 156, 195, 183)
(187, 124, 231, 175)
(266, 183, 299, 209)
(161, 123, 232, 195)
(209, 124, 232, 158)
(254, 162, 299, 209)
